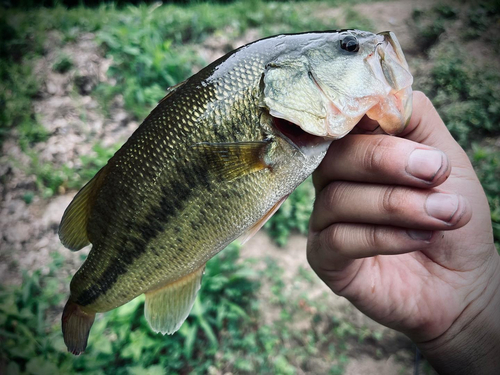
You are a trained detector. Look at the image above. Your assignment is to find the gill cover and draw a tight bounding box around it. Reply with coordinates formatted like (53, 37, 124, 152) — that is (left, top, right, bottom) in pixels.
(262, 55, 328, 137)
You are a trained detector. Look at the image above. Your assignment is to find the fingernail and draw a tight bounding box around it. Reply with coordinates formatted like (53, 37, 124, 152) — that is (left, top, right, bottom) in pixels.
(425, 193, 459, 222)
(407, 230, 433, 241)
(407, 149, 444, 182)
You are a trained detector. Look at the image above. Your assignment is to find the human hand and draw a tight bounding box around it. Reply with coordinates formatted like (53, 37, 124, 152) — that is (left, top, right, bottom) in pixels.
(307, 91, 500, 374)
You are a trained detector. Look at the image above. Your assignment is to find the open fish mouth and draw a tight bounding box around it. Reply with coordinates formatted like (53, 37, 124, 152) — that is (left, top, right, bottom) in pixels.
(264, 30, 413, 147)
(271, 114, 332, 156)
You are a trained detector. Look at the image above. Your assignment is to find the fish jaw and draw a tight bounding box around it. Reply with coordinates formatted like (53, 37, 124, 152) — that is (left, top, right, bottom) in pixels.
(365, 31, 413, 135)
(270, 113, 333, 158)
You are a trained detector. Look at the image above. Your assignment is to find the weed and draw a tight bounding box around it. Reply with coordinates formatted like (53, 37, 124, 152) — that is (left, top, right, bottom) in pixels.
(462, 0, 500, 41)
(0, 253, 68, 375)
(342, 6, 374, 31)
(414, 39, 499, 146)
(52, 53, 73, 73)
(17, 121, 50, 151)
(0, 11, 43, 146)
(22, 191, 34, 204)
(411, 4, 458, 50)
(470, 144, 500, 252)
(19, 142, 121, 199)
(94, 0, 338, 120)
(0, 61, 41, 145)
(68, 142, 121, 190)
(0, 244, 262, 374)
(23, 152, 69, 198)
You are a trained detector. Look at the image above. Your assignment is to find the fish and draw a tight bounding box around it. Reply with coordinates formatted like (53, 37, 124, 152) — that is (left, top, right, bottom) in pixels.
(59, 29, 413, 355)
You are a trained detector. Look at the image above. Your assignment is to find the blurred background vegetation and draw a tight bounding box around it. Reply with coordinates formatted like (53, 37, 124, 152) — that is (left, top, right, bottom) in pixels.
(0, 0, 499, 374)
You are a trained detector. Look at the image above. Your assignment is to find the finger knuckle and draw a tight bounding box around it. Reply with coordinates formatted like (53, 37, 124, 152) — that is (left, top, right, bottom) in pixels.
(362, 136, 391, 172)
(365, 226, 385, 249)
(380, 186, 406, 215)
(319, 182, 349, 210)
(306, 233, 320, 267)
(320, 224, 344, 252)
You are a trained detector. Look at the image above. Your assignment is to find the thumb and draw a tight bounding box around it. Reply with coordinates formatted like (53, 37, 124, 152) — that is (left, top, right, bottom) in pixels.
(400, 91, 465, 161)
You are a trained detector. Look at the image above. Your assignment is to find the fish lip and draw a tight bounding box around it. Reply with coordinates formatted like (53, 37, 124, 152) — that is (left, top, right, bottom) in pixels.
(376, 31, 408, 66)
(372, 32, 412, 92)
(365, 31, 413, 134)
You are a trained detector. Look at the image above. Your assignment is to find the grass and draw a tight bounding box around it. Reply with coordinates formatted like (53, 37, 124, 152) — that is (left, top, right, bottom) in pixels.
(93, 0, 341, 119)
(412, 2, 500, 251)
(52, 53, 73, 73)
(1, 245, 258, 374)
(1, 1, 499, 373)
(17, 142, 120, 199)
(0, 244, 370, 374)
(470, 144, 500, 251)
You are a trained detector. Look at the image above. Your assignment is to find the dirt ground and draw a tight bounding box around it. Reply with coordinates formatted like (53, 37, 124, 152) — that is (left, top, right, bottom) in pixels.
(0, 1, 445, 373)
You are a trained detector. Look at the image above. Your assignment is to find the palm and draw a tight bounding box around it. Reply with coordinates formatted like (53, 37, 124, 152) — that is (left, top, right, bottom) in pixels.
(339, 252, 476, 342)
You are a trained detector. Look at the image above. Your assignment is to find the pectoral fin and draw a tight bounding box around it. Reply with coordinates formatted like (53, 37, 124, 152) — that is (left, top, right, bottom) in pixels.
(144, 265, 205, 335)
(59, 165, 109, 251)
(193, 141, 271, 181)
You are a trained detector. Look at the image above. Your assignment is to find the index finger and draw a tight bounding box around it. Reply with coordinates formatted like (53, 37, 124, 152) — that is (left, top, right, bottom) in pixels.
(313, 135, 451, 193)
(313, 91, 453, 193)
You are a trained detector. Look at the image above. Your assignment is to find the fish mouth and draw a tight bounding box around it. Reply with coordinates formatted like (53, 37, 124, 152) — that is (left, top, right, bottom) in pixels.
(271, 114, 332, 156)
(365, 31, 413, 134)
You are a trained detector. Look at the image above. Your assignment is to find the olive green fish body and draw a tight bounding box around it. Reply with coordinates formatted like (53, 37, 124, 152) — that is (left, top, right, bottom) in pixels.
(69, 42, 319, 312)
(60, 30, 413, 354)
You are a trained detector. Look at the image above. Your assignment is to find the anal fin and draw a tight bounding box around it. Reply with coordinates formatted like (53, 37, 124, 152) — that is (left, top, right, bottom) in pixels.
(145, 265, 205, 335)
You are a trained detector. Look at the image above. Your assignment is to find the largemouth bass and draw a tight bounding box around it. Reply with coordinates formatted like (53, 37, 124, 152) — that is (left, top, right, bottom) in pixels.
(59, 30, 413, 354)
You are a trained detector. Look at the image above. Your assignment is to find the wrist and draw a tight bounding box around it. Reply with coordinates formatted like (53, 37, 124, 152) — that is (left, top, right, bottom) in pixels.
(416, 251, 500, 374)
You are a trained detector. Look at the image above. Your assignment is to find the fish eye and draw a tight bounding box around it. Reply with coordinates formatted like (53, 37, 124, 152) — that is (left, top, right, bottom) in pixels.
(340, 35, 359, 52)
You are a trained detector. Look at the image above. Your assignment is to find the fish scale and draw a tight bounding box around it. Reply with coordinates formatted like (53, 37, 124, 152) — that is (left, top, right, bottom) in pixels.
(59, 30, 413, 354)
(73, 63, 273, 308)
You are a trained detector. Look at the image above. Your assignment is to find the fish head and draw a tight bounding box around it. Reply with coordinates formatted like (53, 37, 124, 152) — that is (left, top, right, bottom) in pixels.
(262, 30, 413, 143)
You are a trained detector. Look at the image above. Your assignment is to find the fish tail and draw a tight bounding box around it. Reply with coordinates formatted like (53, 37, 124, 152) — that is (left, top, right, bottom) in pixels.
(61, 298, 96, 355)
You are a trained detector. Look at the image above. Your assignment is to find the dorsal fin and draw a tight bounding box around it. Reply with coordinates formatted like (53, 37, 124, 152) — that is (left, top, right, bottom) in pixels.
(59, 165, 110, 251)
(158, 79, 187, 105)
(144, 265, 205, 335)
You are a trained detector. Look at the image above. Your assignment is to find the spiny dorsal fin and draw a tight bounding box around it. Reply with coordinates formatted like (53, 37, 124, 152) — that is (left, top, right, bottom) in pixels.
(158, 79, 188, 105)
(193, 141, 271, 181)
(145, 265, 205, 335)
(239, 194, 289, 245)
(59, 165, 109, 251)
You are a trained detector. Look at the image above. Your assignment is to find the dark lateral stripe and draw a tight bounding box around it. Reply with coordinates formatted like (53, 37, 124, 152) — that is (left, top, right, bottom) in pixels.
(76, 161, 211, 306)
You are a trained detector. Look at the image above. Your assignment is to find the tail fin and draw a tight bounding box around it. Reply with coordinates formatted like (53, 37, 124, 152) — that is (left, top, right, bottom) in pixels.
(61, 299, 96, 355)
